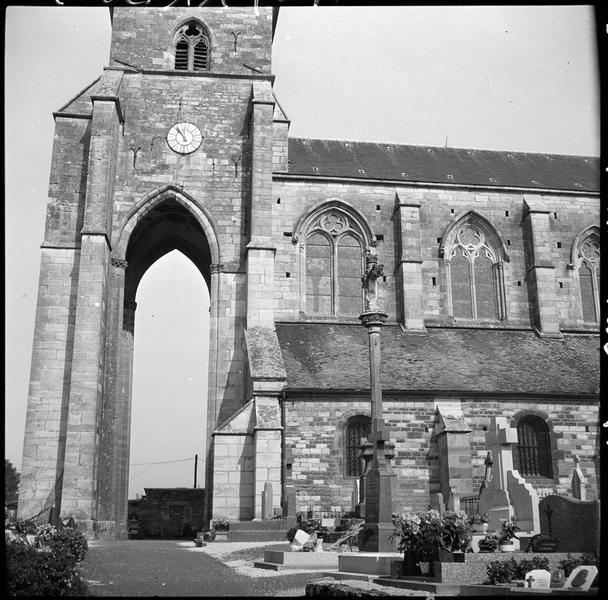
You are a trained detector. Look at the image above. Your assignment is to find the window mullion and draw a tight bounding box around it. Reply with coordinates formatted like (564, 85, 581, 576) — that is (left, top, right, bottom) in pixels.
(469, 254, 477, 319)
(332, 239, 338, 315)
(591, 266, 599, 323)
(188, 43, 194, 71)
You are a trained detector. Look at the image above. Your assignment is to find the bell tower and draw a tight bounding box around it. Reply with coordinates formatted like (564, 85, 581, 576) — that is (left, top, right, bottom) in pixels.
(19, 6, 280, 537)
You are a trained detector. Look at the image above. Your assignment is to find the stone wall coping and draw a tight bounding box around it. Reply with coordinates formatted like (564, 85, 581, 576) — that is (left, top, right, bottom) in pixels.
(113, 66, 275, 84)
(273, 173, 600, 196)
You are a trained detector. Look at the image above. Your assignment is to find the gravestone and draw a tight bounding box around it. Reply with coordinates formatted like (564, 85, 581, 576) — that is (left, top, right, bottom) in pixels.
(351, 480, 359, 513)
(571, 455, 587, 501)
(524, 569, 551, 589)
(430, 492, 445, 513)
(539, 494, 600, 554)
(563, 565, 598, 591)
(477, 417, 540, 535)
(262, 481, 273, 520)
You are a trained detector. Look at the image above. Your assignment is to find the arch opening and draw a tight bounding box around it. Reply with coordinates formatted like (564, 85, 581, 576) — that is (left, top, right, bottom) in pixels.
(112, 195, 217, 537)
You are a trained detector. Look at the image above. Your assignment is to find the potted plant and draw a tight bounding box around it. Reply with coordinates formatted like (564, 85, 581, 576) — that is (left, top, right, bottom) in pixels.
(393, 510, 472, 575)
(498, 517, 519, 552)
(393, 513, 423, 576)
(468, 512, 489, 534)
(478, 533, 499, 553)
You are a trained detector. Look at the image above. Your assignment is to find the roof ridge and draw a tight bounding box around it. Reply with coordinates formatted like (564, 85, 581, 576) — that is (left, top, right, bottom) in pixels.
(288, 136, 598, 160)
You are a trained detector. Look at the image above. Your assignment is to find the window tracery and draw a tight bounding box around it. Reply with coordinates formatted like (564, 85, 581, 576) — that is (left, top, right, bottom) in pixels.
(174, 21, 210, 72)
(301, 207, 369, 317)
(576, 232, 600, 323)
(442, 216, 507, 321)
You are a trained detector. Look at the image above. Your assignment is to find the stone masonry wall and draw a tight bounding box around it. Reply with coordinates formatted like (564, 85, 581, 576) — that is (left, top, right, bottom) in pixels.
(271, 179, 599, 331)
(284, 395, 600, 516)
(110, 7, 273, 76)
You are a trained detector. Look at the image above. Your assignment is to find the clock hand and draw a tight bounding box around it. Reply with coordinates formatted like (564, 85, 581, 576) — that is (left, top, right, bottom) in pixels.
(176, 125, 187, 143)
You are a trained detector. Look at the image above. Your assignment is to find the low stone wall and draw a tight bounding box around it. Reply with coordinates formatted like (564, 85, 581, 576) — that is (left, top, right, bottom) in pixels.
(306, 577, 432, 598)
(430, 552, 588, 584)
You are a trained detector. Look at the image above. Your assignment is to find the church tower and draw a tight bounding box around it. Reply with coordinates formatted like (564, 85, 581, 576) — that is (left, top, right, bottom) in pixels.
(19, 6, 283, 537)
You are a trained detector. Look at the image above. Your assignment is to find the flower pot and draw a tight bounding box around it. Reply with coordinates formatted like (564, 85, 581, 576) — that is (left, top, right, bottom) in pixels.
(499, 543, 515, 552)
(402, 552, 422, 577)
(471, 523, 489, 534)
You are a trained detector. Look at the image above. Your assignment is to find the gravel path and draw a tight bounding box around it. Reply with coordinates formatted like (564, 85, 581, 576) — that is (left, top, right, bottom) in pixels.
(81, 539, 326, 596)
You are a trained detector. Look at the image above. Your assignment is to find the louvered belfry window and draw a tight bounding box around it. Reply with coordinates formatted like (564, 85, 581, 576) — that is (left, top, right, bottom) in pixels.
(174, 22, 209, 71)
(345, 417, 371, 477)
(516, 416, 552, 478)
(305, 211, 365, 316)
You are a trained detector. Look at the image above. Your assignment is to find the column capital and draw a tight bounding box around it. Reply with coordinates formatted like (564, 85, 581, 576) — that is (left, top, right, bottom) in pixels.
(111, 257, 128, 269)
(359, 311, 388, 328)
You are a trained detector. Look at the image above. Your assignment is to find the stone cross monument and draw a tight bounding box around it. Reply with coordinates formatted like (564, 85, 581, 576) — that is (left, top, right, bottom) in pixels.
(358, 249, 396, 552)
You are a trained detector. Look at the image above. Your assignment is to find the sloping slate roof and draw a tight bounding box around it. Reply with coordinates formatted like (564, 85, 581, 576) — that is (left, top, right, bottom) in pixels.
(275, 323, 599, 396)
(286, 138, 599, 192)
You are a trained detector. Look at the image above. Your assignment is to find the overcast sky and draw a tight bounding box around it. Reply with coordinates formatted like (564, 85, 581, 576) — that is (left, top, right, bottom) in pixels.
(4, 5, 599, 499)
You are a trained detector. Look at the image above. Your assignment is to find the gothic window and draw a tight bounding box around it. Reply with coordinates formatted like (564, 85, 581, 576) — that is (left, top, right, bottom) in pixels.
(441, 214, 507, 321)
(174, 22, 209, 71)
(304, 211, 366, 316)
(344, 416, 371, 477)
(576, 232, 600, 323)
(515, 415, 552, 478)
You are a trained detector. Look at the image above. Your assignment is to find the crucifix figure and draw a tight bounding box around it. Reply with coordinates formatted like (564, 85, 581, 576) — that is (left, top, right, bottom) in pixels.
(361, 249, 384, 312)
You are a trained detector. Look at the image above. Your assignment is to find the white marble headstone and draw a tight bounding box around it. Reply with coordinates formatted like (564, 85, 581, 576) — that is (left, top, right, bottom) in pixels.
(524, 569, 551, 589)
(563, 565, 598, 591)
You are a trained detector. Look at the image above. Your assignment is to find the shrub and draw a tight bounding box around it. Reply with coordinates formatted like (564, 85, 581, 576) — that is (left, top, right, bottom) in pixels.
(487, 558, 518, 584)
(6, 531, 89, 596)
(211, 517, 229, 532)
(557, 553, 599, 577)
(486, 556, 551, 585)
(478, 533, 500, 552)
(516, 556, 550, 578)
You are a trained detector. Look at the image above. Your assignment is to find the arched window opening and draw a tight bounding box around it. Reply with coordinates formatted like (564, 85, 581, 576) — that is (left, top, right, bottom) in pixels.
(174, 21, 209, 71)
(576, 233, 600, 323)
(443, 217, 507, 321)
(129, 251, 210, 499)
(344, 416, 371, 477)
(515, 416, 552, 478)
(304, 210, 366, 316)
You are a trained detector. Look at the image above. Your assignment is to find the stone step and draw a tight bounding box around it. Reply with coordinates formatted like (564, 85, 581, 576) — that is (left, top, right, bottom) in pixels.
(228, 517, 297, 532)
(253, 560, 336, 572)
(227, 529, 289, 542)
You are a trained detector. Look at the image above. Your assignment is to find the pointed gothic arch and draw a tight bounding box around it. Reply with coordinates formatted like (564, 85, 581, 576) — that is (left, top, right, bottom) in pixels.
(97, 185, 222, 532)
(569, 225, 600, 324)
(172, 19, 211, 71)
(439, 210, 509, 321)
(293, 199, 376, 317)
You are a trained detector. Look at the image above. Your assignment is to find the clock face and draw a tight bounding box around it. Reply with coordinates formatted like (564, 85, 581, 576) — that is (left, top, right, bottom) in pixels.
(167, 122, 203, 154)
